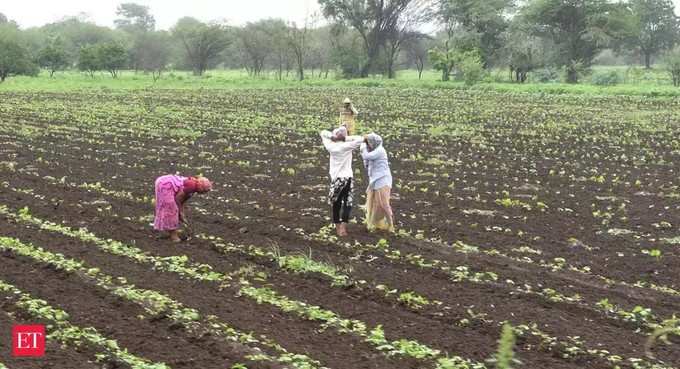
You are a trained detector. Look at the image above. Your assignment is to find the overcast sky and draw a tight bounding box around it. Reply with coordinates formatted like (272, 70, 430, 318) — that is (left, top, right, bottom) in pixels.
(1, 0, 322, 30)
(2, 0, 680, 30)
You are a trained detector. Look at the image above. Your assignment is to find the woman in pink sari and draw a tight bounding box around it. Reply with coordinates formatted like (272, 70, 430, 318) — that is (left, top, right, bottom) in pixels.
(154, 174, 212, 242)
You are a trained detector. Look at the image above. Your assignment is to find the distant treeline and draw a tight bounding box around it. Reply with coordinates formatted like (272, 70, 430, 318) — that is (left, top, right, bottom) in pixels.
(1, 1, 680, 86)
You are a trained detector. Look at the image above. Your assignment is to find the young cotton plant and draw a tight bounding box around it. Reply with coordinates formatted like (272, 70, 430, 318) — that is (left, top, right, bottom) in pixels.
(0, 236, 321, 369)
(0, 278, 170, 369)
(487, 323, 520, 369)
(397, 291, 431, 310)
(645, 317, 680, 359)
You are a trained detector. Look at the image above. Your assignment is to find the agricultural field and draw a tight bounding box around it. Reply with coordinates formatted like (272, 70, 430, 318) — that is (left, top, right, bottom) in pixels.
(0, 87, 680, 369)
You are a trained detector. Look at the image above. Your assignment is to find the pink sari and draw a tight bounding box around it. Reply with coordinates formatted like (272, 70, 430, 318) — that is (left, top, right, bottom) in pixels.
(154, 175, 186, 231)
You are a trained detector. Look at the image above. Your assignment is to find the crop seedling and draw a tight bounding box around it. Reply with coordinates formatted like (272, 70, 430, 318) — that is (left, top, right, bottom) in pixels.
(486, 323, 520, 369)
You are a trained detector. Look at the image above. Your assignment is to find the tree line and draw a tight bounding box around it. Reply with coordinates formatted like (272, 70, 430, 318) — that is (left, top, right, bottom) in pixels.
(1, 0, 680, 85)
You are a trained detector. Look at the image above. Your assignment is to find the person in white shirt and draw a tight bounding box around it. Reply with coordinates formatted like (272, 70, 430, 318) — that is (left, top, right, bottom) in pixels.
(320, 126, 363, 236)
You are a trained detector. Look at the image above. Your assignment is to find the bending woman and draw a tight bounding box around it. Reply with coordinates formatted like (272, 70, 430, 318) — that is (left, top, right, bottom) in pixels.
(321, 126, 363, 237)
(154, 174, 212, 242)
(361, 133, 394, 232)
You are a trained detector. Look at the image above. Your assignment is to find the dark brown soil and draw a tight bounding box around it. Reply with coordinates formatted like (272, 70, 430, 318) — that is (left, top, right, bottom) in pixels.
(2, 89, 680, 369)
(0, 309, 100, 369)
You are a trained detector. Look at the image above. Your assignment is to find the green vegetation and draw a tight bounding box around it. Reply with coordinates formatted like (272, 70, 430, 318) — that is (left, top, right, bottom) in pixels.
(489, 323, 518, 369)
(2, 0, 680, 88)
(664, 46, 680, 87)
(0, 273, 169, 369)
(2, 68, 680, 98)
(78, 43, 128, 78)
(0, 36, 39, 82)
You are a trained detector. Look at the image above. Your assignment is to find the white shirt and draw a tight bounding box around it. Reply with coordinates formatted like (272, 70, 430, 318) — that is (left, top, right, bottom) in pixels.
(320, 130, 363, 180)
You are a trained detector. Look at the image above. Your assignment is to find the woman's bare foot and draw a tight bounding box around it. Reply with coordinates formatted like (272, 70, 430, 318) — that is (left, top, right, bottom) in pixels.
(339, 223, 349, 237)
(170, 230, 182, 242)
(335, 223, 344, 237)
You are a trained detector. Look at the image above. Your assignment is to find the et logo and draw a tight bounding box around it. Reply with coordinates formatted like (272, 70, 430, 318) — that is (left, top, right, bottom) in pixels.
(12, 325, 45, 357)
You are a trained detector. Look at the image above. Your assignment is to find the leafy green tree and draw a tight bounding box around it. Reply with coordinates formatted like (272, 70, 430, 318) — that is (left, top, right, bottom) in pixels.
(506, 39, 536, 82)
(307, 25, 335, 78)
(664, 46, 680, 86)
(519, 0, 626, 83)
(285, 16, 316, 81)
(624, 0, 679, 69)
(115, 3, 156, 71)
(0, 39, 39, 82)
(256, 19, 291, 80)
(0, 22, 39, 82)
(429, 45, 482, 83)
(77, 43, 126, 78)
(97, 43, 128, 78)
(403, 36, 431, 79)
(319, 0, 425, 77)
(77, 44, 100, 78)
(429, 45, 457, 81)
(136, 31, 171, 81)
(437, 0, 514, 68)
(172, 17, 231, 76)
(326, 25, 365, 78)
(40, 17, 120, 65)
(37, 41, 70, 77)
(501, 20, 555, 83)
(382, 1, 430, 78)
(114, 3, 155, 33)
(237, 20, 275, 77)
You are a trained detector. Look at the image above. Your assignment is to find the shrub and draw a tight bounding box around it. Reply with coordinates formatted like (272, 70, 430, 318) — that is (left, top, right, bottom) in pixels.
(459, 51, 485, 86)
(430, 47, 484, 84)
(531, 68, 559, 83)
(664, 46, 680, 87)
(591, 70, 622, 86)
(624, 66, 644, 84)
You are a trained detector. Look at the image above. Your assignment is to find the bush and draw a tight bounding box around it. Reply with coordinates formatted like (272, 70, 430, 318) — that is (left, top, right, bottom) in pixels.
(430, 46, 484, 84)
(531, 68, 559, 83)
(485, 70, 507, 83)
(459, 51, 485, 86)
(591, 70, 622, 86)
(562, 61, 587, 83)
(331, 41, 366, 79)
(78, 43, 127, 78)
(663, 46, 680, 87)
(624, 66, 644, 84)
